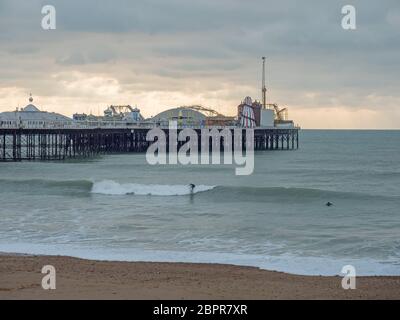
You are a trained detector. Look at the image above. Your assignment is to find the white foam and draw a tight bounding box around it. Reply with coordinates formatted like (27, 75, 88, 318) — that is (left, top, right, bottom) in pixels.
(0, 243, 399, 276)
(91, 180, 215, 196)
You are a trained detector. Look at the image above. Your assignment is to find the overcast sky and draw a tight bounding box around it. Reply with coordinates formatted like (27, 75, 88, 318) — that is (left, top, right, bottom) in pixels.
(0, 0, 399, 128)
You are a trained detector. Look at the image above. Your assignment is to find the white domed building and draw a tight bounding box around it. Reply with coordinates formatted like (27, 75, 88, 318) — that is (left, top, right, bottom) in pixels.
(0, 95, 72, 128)
(152, 107, 207, 127)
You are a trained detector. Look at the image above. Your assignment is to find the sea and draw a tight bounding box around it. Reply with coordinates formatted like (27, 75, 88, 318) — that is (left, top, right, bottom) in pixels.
(0, 130, 399, 276)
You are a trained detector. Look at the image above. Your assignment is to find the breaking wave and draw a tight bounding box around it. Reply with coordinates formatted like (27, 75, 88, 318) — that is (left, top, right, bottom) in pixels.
(91, 180, 216, 196)
(1, 178, 398, 200)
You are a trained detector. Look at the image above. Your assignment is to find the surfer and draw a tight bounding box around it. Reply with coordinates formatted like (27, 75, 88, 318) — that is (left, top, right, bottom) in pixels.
(189, 184, 196, 193)
(326, 202, 333, 207)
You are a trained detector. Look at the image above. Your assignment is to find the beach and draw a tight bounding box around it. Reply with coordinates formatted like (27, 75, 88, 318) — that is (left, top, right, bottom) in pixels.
(1, 254, 399, 299)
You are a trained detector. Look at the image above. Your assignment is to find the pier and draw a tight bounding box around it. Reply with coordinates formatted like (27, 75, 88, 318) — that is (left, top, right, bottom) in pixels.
(0, 127, 299, 161)
(0, 58, 301, 162)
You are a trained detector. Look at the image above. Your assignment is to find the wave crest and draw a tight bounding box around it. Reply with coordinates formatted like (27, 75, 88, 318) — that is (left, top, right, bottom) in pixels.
(91, 180, 216, 196)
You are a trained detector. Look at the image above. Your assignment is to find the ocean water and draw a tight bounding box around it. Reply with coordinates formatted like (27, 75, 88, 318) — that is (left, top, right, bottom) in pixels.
(0, 130, 400, 276)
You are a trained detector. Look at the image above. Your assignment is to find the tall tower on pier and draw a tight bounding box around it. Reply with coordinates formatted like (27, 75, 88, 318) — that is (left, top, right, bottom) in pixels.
(262, 57, 267, 109)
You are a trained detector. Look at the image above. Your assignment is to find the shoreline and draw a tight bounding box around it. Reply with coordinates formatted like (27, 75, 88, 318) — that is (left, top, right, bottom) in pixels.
(1, 253, 399, 299)
(1, 247, 398, 277)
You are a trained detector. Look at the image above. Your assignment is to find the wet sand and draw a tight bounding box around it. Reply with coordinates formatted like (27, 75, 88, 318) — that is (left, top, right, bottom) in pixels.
(0, 254, 399, 299)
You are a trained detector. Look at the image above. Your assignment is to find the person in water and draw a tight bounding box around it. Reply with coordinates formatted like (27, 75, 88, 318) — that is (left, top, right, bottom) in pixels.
(189, 184, 196, 193)
(326, 202, 333, 207)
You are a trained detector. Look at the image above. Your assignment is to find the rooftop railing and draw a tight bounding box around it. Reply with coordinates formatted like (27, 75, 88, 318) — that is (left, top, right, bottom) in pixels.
(0, 120, 297, 130)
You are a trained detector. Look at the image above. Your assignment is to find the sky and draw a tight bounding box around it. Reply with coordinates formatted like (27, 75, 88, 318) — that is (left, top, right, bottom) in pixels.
(0, 0, 399, 129)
